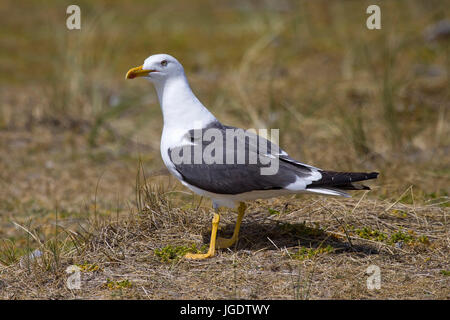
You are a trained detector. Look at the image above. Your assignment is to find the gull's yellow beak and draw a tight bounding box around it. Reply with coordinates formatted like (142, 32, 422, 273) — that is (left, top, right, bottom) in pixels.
(125, 65, 154, 79)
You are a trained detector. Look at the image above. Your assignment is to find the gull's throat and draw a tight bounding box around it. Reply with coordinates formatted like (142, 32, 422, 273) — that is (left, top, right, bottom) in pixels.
(154, 75, 216, 130)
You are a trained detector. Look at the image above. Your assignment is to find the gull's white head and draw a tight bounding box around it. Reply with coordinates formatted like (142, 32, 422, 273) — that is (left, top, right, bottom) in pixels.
(125, 53, 216, 126)
(125, 54, 185, 83)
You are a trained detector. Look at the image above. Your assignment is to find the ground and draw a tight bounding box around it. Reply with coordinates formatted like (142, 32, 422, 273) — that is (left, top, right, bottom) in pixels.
(0, 0, 448, 299)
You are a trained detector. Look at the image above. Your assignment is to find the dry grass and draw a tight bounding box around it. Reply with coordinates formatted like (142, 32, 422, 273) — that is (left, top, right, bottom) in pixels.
(0, 0, 449, 299)
(0, 180, 448, 299)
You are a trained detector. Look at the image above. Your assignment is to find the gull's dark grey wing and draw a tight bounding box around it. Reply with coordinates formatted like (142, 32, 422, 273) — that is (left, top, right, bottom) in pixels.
(168, 120, 379, 196)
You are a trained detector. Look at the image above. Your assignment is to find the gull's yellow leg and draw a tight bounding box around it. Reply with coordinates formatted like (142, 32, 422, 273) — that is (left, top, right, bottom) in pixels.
(216, 202, 247, 249)
(184, 213, 220, 259)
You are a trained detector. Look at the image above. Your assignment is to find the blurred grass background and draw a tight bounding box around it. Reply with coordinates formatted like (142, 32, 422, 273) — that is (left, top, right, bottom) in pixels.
(0, 0, 448, 254)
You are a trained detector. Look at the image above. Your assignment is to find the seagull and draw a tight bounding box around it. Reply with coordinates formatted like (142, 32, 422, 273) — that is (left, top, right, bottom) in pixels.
(126, 54, 379, 259)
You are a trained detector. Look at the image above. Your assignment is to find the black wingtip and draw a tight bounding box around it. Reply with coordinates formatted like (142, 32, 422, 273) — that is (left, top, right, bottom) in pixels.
(368, 172, 379, 179)
(308, 170, 379, 191)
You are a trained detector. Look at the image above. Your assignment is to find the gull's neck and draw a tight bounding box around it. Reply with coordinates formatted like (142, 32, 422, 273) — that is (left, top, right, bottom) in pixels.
(152, 75, 216, 130)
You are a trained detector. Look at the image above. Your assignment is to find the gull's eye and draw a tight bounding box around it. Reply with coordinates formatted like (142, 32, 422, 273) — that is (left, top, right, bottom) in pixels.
(161, 60, 168, 67)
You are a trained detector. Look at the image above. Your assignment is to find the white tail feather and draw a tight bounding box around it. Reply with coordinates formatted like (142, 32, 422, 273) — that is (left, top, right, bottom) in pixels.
(306, 188, 351, 197)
